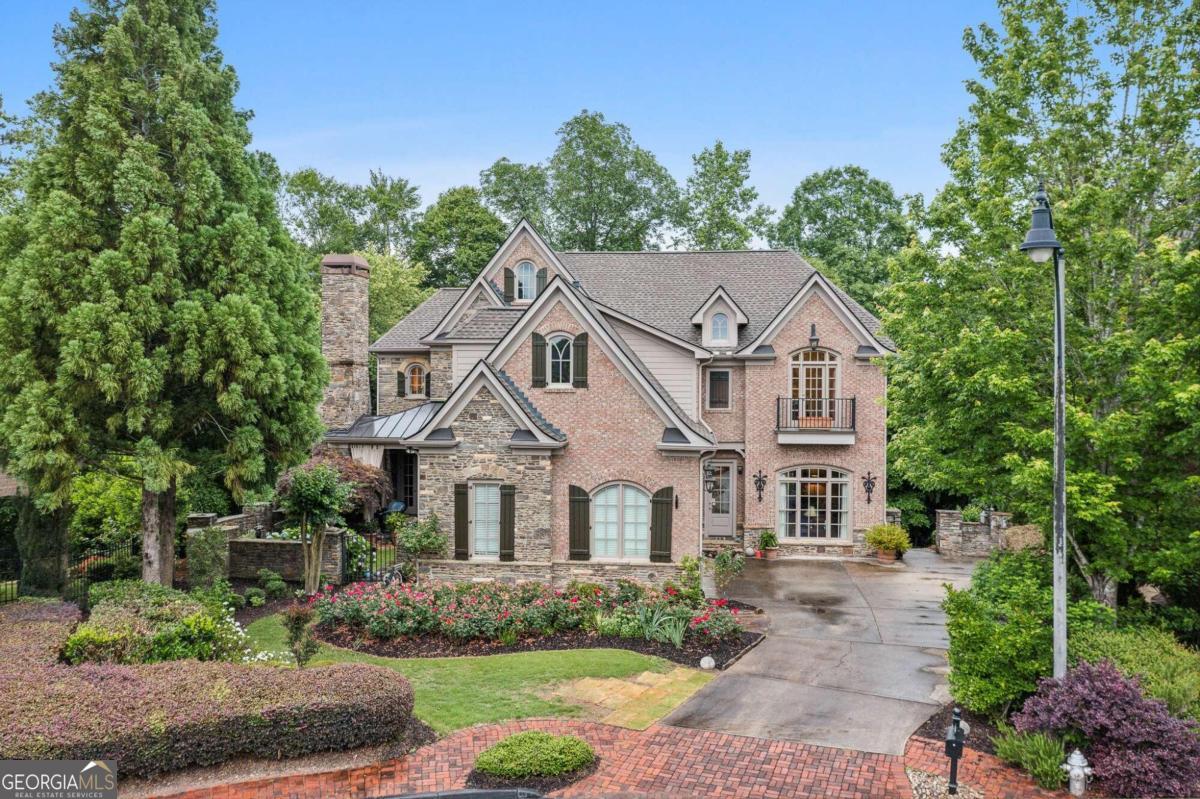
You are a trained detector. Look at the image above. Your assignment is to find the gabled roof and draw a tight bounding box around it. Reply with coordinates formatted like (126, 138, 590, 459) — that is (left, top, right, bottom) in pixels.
(739, 270, 892, 355)
(439, 307, 524, 341)
(370, 288, 465, 352)
(407, 358, 566, 448)
(488, 276, 715, 447)
(690, 286, 749, 326)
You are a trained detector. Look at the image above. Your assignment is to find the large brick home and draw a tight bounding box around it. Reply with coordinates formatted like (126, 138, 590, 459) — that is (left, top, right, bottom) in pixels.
(321, 221, 893, 583)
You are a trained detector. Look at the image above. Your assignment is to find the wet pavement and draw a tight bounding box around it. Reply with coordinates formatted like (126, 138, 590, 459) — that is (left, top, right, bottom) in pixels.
(663, 548, 978, 755)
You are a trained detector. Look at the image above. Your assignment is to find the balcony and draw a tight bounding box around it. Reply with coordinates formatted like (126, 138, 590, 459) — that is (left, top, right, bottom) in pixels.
(776, 397, 856, 445)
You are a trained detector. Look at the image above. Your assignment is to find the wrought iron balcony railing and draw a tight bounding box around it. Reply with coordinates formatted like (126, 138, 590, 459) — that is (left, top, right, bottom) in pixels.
(776, 396, 856, 433)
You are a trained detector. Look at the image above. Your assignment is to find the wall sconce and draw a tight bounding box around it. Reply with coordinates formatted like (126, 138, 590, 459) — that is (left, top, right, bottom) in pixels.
(862, 471, 877, 504)
(809, 323, 820, 350)
(752, 470, 767, 502)
(703, 464, 718, 495)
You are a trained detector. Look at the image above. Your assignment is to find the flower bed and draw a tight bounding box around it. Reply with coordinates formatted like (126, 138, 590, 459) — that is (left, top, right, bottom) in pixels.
(467, 731, 598, 794)
(0, 600, 417, 778)
(312, 579, 757, 668)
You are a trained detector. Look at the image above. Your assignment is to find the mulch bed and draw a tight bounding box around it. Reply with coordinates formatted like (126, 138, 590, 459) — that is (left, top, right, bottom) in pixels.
(465, 758, 600, 795)
(314, 625, 764, 670)
(234, 597, 293, 627)
(915, 703, 1002, 755)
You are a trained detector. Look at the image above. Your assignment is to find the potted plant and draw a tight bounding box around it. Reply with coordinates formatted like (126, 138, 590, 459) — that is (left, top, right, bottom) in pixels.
(757, 530, 780, 560)
(865, 523, 911, 562)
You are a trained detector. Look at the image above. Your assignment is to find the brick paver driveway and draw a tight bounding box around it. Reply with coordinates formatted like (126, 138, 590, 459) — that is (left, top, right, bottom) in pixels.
(664, 548, 977, 755)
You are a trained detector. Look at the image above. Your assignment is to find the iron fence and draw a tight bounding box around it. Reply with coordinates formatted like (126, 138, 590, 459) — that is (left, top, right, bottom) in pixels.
(341, 529, 398, 583)
(0, 538, 141, 608)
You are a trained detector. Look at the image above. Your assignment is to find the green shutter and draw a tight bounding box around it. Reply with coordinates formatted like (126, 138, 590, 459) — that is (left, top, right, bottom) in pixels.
(531, 333, 547, 388)
(503, 268, 515, 302)
(572, 332, 588, 388)
(536, 267, 547, 295)
(499, 485, 516, 561)
(650, 487, 673, 563)
(569, 485, 590, 560)
(453, 483, 469, 560)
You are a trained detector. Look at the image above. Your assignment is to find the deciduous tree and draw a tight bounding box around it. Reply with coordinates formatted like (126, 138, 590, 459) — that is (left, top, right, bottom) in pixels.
(680, 140, 772, 250)
(410, 186, 507, 287)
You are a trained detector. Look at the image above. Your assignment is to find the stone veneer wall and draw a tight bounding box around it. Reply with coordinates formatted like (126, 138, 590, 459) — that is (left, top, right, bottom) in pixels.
(428, 347, 453, 401)
(228, 532, 344, 583)
(377, 353, 434, 415)
(418, 387, 553, 561)
(935, 509, 1011, 558)
(741, 291, 888, 558)
(320, 256, 371, 429)
(421, 559, 680, 587)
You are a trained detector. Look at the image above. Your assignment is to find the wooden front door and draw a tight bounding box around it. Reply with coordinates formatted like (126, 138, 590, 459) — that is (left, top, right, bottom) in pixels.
(703, 460, 736, 537)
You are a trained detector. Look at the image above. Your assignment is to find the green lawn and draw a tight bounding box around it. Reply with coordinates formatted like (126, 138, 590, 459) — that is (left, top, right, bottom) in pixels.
(246, 614, 673, 734)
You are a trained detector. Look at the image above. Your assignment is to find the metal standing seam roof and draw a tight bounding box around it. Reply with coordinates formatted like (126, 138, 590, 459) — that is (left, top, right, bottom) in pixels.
(370, 288, 466, 352)
(328, 402, 443, 440)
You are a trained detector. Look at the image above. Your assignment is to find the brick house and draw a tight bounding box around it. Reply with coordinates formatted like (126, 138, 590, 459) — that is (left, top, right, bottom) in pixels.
(321, 221, 893, 583)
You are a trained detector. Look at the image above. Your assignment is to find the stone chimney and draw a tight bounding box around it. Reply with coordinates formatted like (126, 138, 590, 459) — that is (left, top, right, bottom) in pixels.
(319, 254, 370, 430)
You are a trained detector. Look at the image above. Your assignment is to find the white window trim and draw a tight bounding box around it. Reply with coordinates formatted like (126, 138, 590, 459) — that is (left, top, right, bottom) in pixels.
(406, 363, 427, 397)
(705, 368, 732, 411)
(468, 481, 502, 560)
(711, 312, 730, 345)
(590, 482, 652, 561)
(515, 261, 537, 303)
(776, 467, 851, 541)
(547, 333, 574, 388)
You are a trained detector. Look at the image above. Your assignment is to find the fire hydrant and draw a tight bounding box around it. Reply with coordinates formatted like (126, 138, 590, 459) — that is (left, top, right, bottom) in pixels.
(1062, 749, 1093, 797)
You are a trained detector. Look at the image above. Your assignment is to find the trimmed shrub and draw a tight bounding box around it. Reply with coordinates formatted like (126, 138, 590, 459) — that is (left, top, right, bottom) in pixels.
(244, 587, 266, 607)
(186, 525, 229, 588)
(865, 523, 910, 555)
(258, 567, 290, 599)
(474, 731, 595, 780)
(992, 726, 1065, 789)
(0, 600, 415, 778)
(1013, 660, 1200, 798)
(1071, 624, 1200, 720)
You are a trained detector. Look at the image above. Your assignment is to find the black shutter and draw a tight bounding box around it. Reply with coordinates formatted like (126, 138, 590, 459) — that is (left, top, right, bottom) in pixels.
(536, 267, 547, 295)
(499, 485, 516, 562)
(572, 332, 588, 388)
(650, 487, 673, 563)
(453, 483, 469, 560)
(569, 485, 590, 560)
(396, 370, 406, 398)
(503, 268, 515, 302)
(531, 333, 547, 388)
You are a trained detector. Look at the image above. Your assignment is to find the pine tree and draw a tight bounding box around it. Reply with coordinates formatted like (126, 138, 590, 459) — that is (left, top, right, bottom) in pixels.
(0, 0, 325, 584)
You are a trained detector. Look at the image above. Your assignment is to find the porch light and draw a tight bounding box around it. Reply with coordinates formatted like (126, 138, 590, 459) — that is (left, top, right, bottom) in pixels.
(808, 323, 820, 350)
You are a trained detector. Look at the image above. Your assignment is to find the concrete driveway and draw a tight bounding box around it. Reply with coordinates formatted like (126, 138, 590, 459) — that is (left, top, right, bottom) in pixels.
(663, 549, 976, 755)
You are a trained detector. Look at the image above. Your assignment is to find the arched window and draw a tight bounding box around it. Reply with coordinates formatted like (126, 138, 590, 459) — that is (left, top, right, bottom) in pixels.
(516, 261, 537, 301)
(711, 312, 730, 343)
(406, 364, 427, 397)
(548, 334, 572, 386)
(777, 467, 849, 540)
(592, 483, 651, 559)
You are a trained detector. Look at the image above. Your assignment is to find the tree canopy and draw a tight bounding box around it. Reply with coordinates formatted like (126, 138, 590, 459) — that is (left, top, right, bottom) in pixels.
(885, 0, 1200, 613)
(680, 140, 773, 250)
(410, 185, 507, 287)
(280, 167, 419, 258)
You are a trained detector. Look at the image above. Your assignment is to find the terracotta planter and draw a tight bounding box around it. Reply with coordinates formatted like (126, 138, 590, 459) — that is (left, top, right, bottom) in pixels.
(763, 547, 780, 560)
(876, 549, 898, 562)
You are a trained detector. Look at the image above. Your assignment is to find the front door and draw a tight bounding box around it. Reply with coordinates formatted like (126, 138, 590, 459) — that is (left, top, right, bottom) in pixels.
(703, 460, 736, 537)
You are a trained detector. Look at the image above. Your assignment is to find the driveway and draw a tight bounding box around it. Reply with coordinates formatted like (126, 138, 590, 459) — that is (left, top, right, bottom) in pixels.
(663, 548, 977, 755)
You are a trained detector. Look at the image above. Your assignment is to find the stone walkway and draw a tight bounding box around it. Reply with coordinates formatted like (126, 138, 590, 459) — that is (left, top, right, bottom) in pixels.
(155, 719, 1061, 799)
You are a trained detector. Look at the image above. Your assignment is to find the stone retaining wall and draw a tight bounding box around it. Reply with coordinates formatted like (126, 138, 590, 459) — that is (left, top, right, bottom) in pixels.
(935, 509, 1011, 558)
(227, 532, 344, 583)
(420, 558, 680, 587)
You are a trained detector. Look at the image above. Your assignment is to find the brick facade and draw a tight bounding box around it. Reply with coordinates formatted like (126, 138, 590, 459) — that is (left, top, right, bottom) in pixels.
(377, 353, 433, 415)
(227, 532, 344, 583)
(418, 387, 553, 562)
(742, 291, 887, 556)
(701, 363, 746, 443)
(499, 302, 702, 564)
(319, 255, 371, 429)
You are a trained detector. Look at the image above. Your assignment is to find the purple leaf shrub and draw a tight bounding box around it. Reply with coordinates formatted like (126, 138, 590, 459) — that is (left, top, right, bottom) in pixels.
(1013, 660, 1200, 798)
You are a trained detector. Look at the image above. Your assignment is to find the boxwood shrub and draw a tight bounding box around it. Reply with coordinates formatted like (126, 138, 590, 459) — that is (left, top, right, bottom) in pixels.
(0, 600, 416, 778)
(474, 731, 595, 780)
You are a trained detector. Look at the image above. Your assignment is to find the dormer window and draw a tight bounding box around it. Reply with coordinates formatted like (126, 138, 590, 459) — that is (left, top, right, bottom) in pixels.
(516, 261, 536, 301)
(548, 334, 572, 386)
(711, 313, 730, 344)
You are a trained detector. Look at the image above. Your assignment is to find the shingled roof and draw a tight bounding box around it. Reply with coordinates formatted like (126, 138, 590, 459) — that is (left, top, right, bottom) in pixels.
(440, 307, 524, 340)
(556, 250, 894, 351)
(370, 288, 465, 352)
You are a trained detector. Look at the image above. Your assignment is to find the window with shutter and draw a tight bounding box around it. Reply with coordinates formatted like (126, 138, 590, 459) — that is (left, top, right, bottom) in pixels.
(572, 332, 588, 388)
(503, 268, 515, 302)
(650, 487, 673, 563)
(568, 485, 590, 560)
(453, 483, 469, 560)
(531, 333, 547, 387)
(499, 485, 516, 561)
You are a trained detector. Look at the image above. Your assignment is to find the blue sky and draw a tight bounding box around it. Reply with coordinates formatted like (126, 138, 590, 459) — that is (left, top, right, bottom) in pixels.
(1, 1, 999, 213)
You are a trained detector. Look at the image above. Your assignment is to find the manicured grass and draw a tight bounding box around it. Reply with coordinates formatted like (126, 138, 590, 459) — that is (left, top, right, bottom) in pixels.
(246, 614, 673, 734)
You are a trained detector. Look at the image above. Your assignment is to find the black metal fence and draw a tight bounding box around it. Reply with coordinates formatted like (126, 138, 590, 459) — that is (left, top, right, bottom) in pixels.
(776, 396, 857, 432)
(0, 538, 141, 608)
(341, 529, 398, 583)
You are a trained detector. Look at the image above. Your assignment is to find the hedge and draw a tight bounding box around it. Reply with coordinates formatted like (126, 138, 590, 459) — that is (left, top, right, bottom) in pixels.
(0, 601, 416, 778)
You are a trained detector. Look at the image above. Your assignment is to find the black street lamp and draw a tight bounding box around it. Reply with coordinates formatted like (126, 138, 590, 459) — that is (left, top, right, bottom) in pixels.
(1020, 180, 1068, 679)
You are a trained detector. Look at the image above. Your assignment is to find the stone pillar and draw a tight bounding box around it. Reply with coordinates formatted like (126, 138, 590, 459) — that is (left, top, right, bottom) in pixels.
(320, 254, 371, 429)
(935, 509, 963, 557)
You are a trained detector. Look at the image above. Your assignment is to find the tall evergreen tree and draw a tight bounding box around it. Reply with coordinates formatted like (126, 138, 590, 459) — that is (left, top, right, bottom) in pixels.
(0, 0, 325, 584)
(886, 0, 1200, 614)
(680, 140, 773, 249)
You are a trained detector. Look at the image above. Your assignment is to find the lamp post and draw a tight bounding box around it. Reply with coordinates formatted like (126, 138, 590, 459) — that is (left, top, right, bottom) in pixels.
(1020, 180, 1068, 679)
